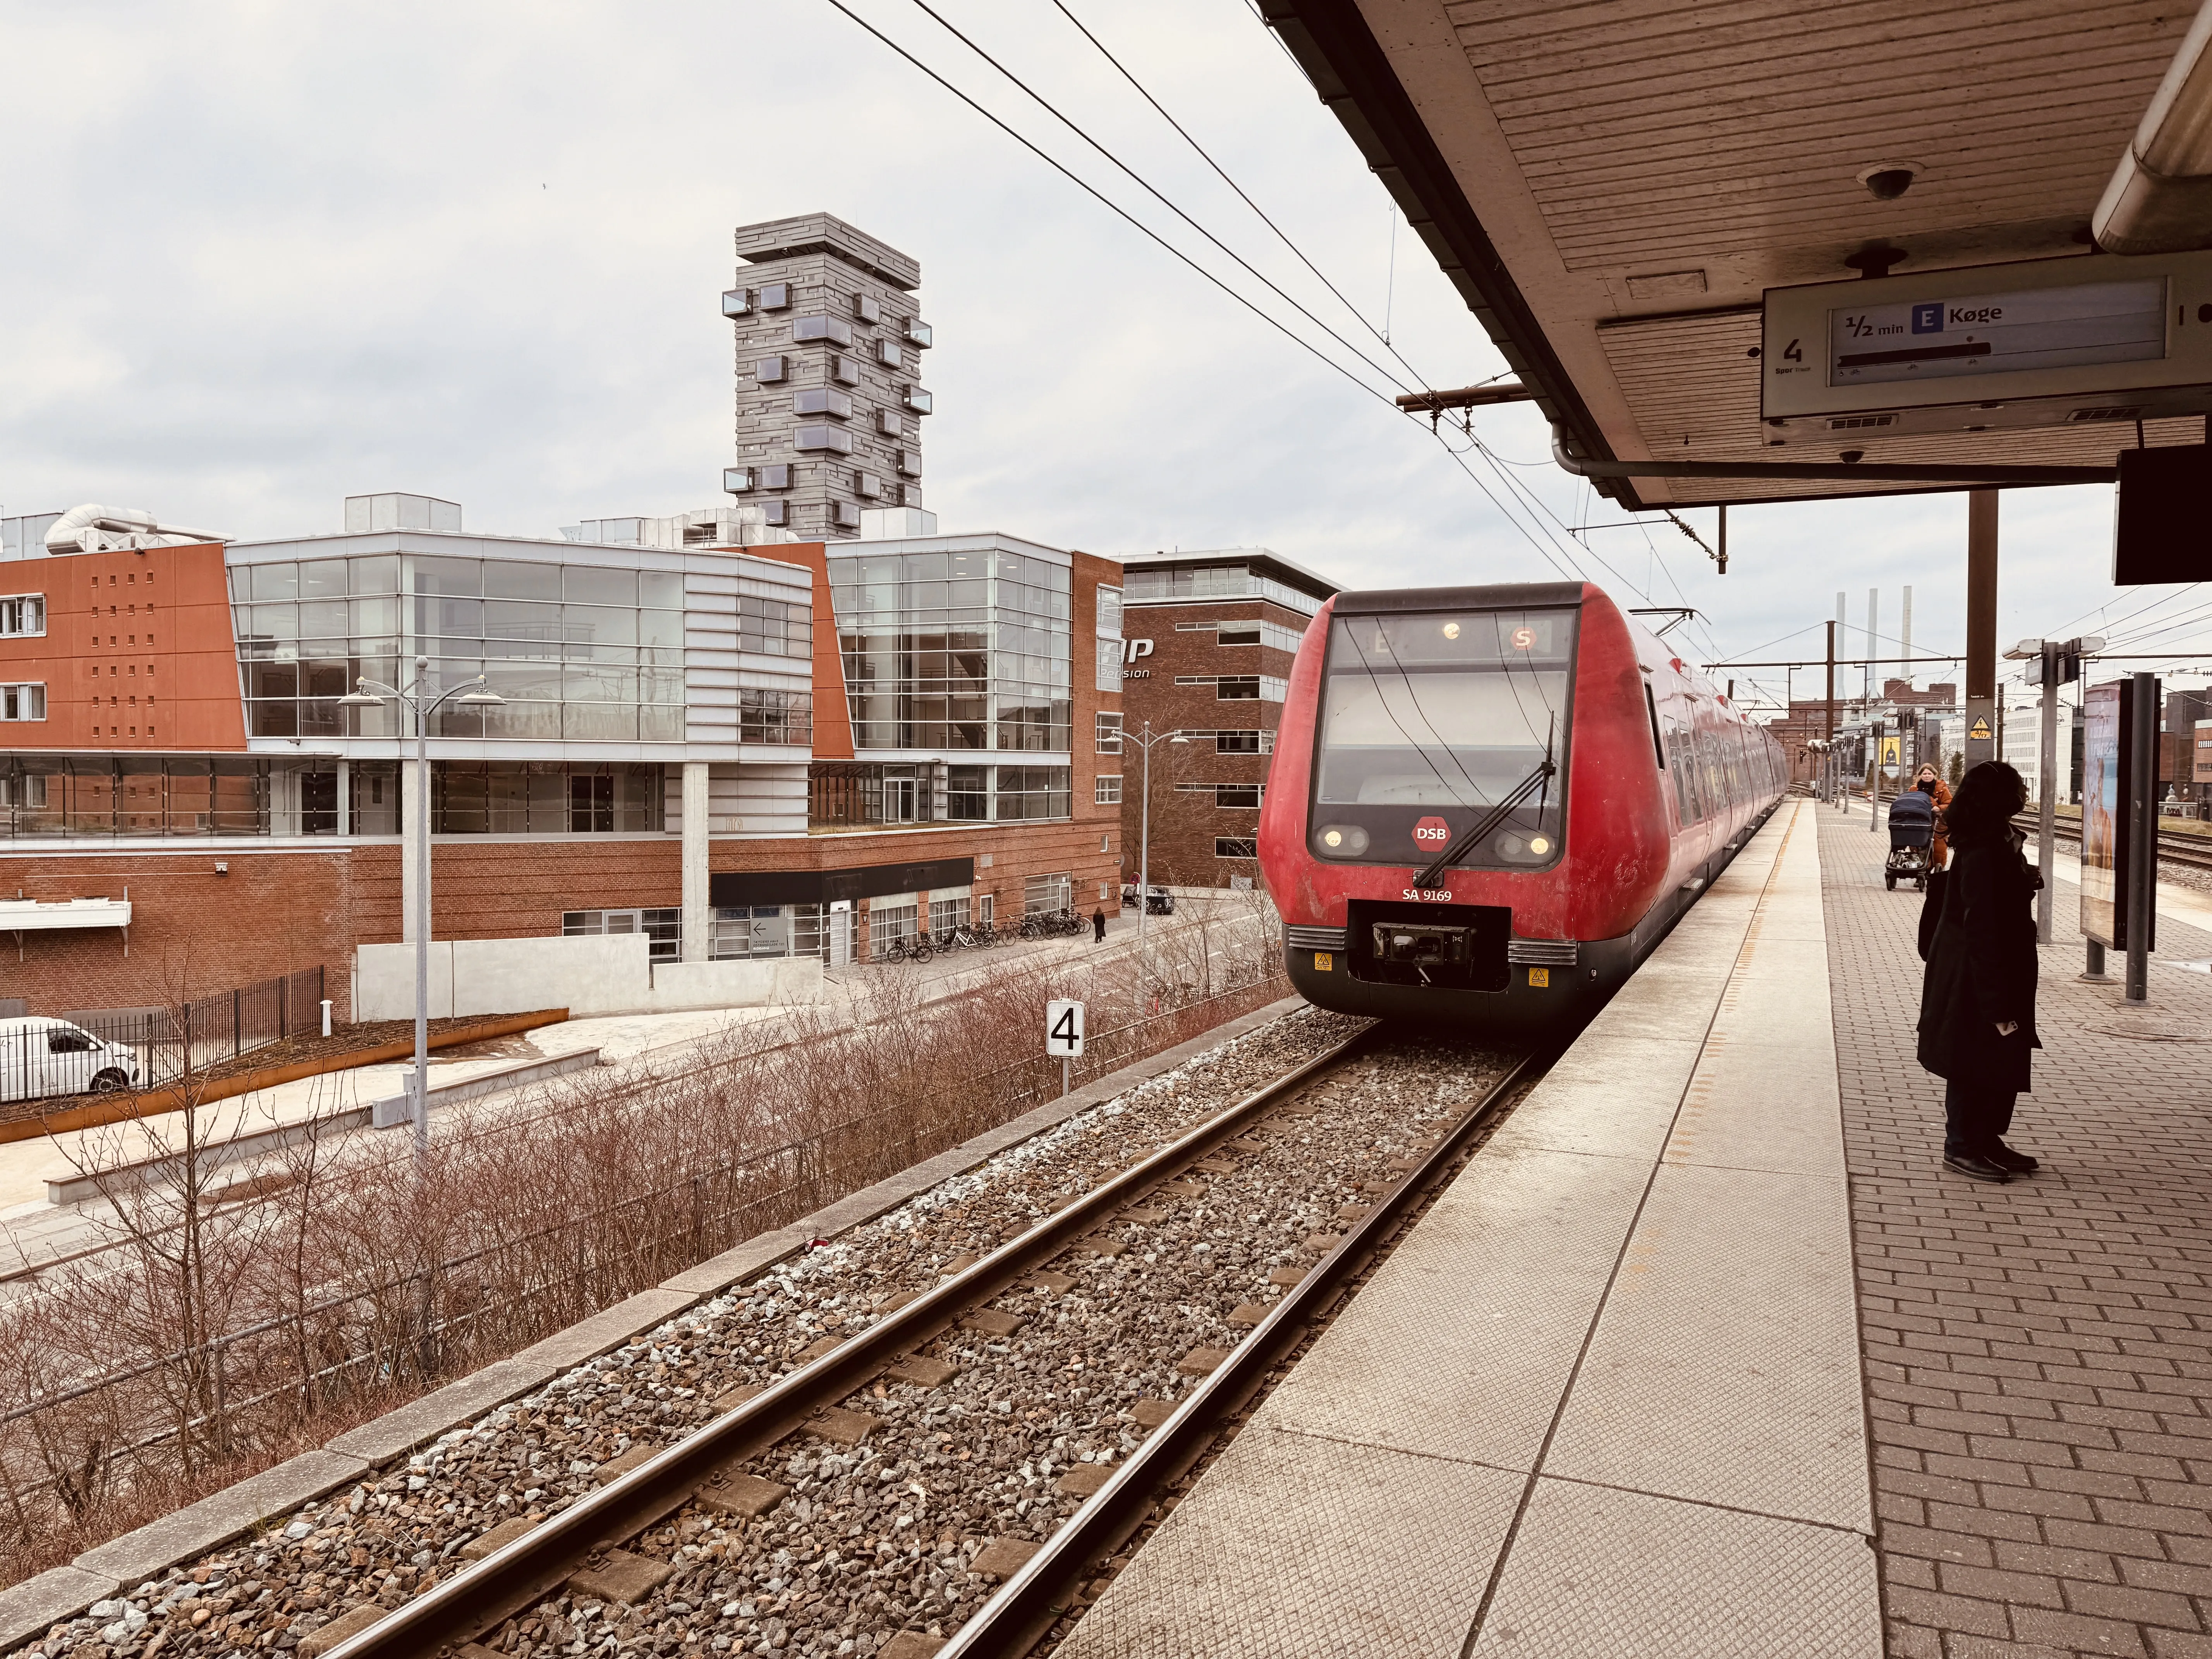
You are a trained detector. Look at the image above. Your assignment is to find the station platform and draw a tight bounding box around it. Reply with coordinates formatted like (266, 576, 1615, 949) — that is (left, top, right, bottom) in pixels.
(1067, 797, 2212, 1658)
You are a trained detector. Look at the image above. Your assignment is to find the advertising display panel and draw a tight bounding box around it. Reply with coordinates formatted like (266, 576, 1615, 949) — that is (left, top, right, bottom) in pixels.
(2078, 682, 2152, 951)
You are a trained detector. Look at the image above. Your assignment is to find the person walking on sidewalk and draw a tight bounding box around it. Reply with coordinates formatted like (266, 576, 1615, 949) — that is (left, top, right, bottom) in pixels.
(1917, 760, 2043, 1183)
(1091, 905, 1107, 943)
(1911, 762, 1953, 868)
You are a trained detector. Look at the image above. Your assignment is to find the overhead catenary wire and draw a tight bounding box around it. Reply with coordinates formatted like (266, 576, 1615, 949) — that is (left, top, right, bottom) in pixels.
(821, 0, 1599, 591)
(824, 0, 1812, 642)
(1046, 0, 1425, 388)
(818, 0, 1420, 418)
(896, 0, 1421, 399)
(951, 0, 1628, 598)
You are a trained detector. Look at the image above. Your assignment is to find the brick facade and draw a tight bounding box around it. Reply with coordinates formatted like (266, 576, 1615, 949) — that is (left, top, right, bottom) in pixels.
(1118, 597, 1314, 887)
(0, 540, 247, 752)
(0, 844, 358, 1018)
(0, 807, 1125, 1019)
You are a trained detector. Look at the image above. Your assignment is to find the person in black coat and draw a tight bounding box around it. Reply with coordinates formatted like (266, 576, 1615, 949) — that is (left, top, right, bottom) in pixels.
(1916, 760, 2043, 1183)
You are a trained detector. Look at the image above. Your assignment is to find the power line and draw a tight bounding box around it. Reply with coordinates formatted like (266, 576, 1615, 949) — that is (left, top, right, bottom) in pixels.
(1047, 0, 1426, 388)
(820, 2, 1676, 602)
(895, 0, 1419, 398)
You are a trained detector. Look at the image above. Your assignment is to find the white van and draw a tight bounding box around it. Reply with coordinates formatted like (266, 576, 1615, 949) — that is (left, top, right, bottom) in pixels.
(0, 1018, 143, 1104)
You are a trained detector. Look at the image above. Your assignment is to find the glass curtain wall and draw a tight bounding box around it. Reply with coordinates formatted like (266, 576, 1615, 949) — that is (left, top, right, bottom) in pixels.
(231, 555, 689, 742)
(828, 548, 1071, 753)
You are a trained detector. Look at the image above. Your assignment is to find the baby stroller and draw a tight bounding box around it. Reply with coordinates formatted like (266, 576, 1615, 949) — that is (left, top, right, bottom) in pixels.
(1885, 789, 1936, 890)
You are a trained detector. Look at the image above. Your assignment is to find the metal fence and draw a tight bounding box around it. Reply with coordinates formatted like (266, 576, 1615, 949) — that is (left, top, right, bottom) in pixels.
(2, 967, 326, 1104)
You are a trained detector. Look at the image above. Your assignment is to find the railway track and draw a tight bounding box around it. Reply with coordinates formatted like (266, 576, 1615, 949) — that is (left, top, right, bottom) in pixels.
(24, 1019, 1531, 1659)
(2011, 812, 2212, 872)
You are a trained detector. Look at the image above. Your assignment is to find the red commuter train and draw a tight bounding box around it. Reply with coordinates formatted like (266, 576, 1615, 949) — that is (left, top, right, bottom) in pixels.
(1257, 581, 1786, 1028)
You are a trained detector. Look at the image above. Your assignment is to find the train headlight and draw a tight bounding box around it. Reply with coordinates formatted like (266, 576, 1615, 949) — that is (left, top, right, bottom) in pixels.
(1317, 824, 1369, 855)
(1441, 621, 1460, 640)
(1529, 835, 1551, 855)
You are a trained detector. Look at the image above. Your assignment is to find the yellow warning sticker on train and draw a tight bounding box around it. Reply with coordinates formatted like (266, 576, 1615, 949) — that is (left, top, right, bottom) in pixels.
(1527, 967, 1550, 988)
(1314, 953, 1333, 972)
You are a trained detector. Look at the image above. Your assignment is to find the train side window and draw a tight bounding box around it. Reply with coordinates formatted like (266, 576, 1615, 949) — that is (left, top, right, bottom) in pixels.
(1666, 721, 1702, 821)
(1644, 683, 1666, 771)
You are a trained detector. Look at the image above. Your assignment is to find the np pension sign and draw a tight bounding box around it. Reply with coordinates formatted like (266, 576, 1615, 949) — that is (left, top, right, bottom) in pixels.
(1045, 999, 1085, 1058)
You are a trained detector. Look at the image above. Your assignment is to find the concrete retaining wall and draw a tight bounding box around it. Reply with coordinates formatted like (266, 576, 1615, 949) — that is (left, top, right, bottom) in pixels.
(355, 938, 823, 1020)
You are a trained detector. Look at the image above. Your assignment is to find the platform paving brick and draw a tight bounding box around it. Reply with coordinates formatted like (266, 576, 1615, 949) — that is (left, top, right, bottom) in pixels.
(1819, 807, 2212, 1659)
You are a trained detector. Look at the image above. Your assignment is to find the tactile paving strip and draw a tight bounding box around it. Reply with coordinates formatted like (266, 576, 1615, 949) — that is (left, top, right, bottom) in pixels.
(1063, 1427, 1522, 1659)
(1659, 1022, 1843, 1176)
(1255, 1143, 1652, 1472)
(1468, 1477, 1881, 1659)
(1541, 1161, 1870, 1530)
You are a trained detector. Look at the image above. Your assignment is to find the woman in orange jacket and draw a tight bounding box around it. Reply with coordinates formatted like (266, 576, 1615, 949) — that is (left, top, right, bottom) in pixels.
(1910, 764, 1954, 866)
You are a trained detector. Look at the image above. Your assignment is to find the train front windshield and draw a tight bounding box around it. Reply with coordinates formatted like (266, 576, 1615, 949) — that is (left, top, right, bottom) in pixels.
(1309, 607, 1576, 870)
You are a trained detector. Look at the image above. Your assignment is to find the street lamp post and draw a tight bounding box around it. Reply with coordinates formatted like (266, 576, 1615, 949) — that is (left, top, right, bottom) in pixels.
(339, 658, 503, 1167)
(1123, 722, 1189, 953)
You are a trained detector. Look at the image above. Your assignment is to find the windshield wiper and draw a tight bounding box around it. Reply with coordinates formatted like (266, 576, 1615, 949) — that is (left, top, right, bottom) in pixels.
(1412, 732, 1556, 891)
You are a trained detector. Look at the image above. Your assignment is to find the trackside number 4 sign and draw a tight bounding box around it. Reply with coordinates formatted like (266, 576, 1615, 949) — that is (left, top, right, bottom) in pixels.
(1046, 1000, 1086, 1058)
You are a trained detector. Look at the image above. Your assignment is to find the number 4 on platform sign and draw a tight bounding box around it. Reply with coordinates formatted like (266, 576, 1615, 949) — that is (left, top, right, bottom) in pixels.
(1046, 999, 1086, 1058)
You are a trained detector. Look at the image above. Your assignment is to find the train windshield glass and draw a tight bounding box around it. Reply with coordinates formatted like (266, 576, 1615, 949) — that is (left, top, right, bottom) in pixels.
(1310, 607, 1576, 869)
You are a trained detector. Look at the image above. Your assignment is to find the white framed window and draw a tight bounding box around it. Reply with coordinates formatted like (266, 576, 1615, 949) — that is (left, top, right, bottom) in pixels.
(1096, 586, 1123, 639)
(0, 684, 46, 721)
(1096, 711, 1123, 754)
(0, 595, 46, 638)
(1096, 636, 1122, 692)
(1214, 836, 1258, 859)
(1095, 774, 1123, 805)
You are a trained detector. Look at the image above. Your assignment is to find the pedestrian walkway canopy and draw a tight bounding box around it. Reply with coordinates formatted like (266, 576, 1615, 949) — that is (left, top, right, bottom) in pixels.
(1265, 0, 2212, 507)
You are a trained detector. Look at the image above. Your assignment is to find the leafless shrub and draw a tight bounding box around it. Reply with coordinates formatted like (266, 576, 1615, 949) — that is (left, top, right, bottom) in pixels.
(0, 919, 1286, 1583)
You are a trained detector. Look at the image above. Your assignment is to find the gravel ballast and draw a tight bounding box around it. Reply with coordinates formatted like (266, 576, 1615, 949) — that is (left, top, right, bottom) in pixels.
(14, 1008, 1512, 1659)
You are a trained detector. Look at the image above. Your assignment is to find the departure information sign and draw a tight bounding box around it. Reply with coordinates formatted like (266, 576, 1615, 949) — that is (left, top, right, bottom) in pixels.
(1827, 279, 2164, 389)
(1760, 251, 2212, 436)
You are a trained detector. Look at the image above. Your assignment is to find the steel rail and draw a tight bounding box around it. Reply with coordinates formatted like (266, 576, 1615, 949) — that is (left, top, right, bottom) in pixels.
(319, 1024, 1379, 1659)
(2013, 812, 2212, 871)
(936, 1049, 1539, 1658)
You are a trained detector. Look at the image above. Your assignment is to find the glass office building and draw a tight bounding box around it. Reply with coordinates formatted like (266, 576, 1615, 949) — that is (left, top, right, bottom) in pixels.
(828, 546, 1070, 752)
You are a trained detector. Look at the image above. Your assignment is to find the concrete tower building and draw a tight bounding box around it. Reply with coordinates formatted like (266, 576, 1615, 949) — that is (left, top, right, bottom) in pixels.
(721, 215, 933, 543)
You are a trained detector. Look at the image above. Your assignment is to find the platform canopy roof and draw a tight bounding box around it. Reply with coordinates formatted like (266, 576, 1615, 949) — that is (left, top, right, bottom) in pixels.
(1262, 0, 2212, 509)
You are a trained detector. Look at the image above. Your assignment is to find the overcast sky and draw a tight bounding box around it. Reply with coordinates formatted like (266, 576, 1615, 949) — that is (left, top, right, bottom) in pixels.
(3, 0, 2204, 715)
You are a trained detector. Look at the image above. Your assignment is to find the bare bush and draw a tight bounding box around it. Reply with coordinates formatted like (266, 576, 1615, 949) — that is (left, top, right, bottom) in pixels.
(0, 924, 1286, 1583)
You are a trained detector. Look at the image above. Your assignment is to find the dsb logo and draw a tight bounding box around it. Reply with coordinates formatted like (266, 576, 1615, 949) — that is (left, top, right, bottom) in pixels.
(1412, 816, 1450, 845)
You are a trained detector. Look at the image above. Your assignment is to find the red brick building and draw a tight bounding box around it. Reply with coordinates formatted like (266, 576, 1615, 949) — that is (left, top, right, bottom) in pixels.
(1112, 549, 1340, 890)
